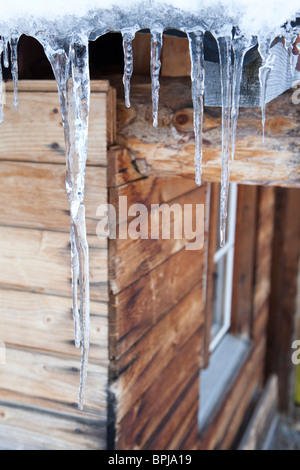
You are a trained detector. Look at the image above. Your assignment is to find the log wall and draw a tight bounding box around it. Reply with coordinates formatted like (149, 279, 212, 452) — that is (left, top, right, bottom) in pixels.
(0, 81, 114, 450)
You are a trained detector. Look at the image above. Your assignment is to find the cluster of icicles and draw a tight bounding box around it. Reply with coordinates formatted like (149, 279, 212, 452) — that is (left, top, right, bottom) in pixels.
(0, 25, 299, 409)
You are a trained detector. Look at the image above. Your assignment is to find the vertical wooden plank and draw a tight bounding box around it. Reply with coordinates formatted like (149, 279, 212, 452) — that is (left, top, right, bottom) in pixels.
(203, 182, 219, 367)
(231, 185, 258, 336)
(267, 188, 300, 410)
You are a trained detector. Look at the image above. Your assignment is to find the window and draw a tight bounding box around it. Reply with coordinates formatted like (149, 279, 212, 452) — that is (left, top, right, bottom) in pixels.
(210, 183, 238, 352)
(199, 183, 250, 430)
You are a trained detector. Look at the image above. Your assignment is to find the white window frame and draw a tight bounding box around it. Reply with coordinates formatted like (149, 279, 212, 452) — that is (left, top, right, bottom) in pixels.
(209, 183, 238, 353)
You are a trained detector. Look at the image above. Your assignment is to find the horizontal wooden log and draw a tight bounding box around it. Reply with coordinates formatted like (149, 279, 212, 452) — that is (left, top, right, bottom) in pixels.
(0, 346, 107, 419)
(0, 80, 113, 165)
(113, 76, 300, 187)
(0, 290, 108, 363)
(0, 161, 106, 234)
(0, 403, 106, 450)
(0, 226, 108, 301)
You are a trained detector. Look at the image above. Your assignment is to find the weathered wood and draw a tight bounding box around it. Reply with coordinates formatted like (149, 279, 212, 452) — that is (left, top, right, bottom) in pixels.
(0, 346, 107, 420)
(252, 187, 275, 322)
(0, 290, 108, 363)
(115, 330, 203, 450)
(110, 247, 205, 360)
(109, 184, 207, 294)
(107, 146, 144, 188)
(238, 375, 278, 450)
(0, 226, 108, 301)
(199, 341, 265, 450)
(113, 75, 300, 187)
(111, 283, 204, 423)
(161, 35, 190, 78)
(0, 161, 106, 234)
(231, 185, 258, 336)
(0, 403, 106, 450)
(1, 81, 114, 166)
(203, 183, 218, 367)
(267, 188, 300, 411)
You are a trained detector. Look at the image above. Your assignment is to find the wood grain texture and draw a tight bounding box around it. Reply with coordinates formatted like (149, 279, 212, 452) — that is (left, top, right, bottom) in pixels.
(231, 186, 258, 336)
(199, 341, 265, 450)
(0, 346, 107, 420)
(0, 79, 112, 450)
(0, 83, 112, 166)
(108, 146, 209, 449)
(0, 290, 108, 363)
(0, 226, 108, 301)
(0, 161, 106, 234)
(109, 247, 205, 360)
(267, 188, 300, 410)
(111, 283, 205, 424)
(0, 403, 106, 450)
(203, 182, 218, 367)
(109, 184, 207, 294)
(112, 75, 300, 187)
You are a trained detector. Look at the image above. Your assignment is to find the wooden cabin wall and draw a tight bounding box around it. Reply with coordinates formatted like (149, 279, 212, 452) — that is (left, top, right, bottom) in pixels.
(107, 147, 209, 450)
(198, 186, 275, 449)
(267, 188, 300, 412)
(107, 143, 276, 450)
(0, 81, 114, 450)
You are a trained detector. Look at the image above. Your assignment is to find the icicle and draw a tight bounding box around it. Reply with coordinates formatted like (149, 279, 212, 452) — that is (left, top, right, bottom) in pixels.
(150, 29, 163, 127)
(187, 30, 205, 186)
(2, 38, 9, 68)
(122, 30, 135, 108)
(216, 36, 232, 247)
(42, 33, 90, 410)
(258, 36, 275, 143)
(0, 39, 4, 123)
(71, 223, 80, 349)
(231, 34, 257, 160)
(10, 35, 19, 108)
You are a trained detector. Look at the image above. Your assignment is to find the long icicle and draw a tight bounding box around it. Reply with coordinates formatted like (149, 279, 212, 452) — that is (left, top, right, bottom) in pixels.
(150, 29, 163, 127)
(258, 35, 275, 143)
(0, 39, 4, 123)
(122, 29, 135, 108)
(187, 30, 205, 186)
(10, 35, 19, 108)
(2, 37, 9, 68)
(231, 34, 257, 160)
(217, 35, 232, 247)
(42, 34, 90, 410)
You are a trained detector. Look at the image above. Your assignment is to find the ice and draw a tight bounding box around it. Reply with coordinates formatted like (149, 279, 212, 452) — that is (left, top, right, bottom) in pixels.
(216, 35, 232, 247)
(10, 35, 19, 108)
(187, 30, 205, 186)
(258, 35, 275, 142)
(2, 38, 9, 68)
(231, 34, 257, 160)
(122, 29, 135, 108)
(150, 29, 163, 127)
(41, 33, 91, 410)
